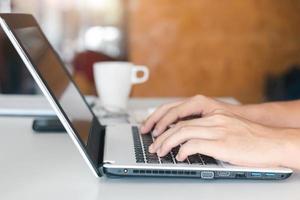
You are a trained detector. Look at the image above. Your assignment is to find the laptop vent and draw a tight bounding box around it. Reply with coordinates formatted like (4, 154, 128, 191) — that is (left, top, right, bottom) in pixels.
(132, 169, 197, 176)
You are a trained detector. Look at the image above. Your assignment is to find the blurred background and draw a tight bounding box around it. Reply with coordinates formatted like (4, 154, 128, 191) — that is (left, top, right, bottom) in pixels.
(0, 0, 300, 103)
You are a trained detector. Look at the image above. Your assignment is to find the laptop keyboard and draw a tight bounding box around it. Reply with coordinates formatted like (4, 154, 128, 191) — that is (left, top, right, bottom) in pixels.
(132, 126, 217, 165)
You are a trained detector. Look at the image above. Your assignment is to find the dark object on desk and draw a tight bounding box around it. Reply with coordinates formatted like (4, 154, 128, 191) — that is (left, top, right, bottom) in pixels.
(32, 117, 65, 133)
(265, 65, 300, 101)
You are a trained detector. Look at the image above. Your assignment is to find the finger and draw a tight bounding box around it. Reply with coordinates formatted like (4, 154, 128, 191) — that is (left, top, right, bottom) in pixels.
(176, 139, 221, 161)
(140, 100, 184, 134)
(153, 99, 204, 136)
(174, 117, 224, 127)
(149, 124, 182, 153)
(150, 118, 218, 153)
(157, 126, 222, 157)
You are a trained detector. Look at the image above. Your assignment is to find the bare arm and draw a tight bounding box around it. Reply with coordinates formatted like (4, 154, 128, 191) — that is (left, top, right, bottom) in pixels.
(141, 95, 300, 136)
(233, 100, 300, 128)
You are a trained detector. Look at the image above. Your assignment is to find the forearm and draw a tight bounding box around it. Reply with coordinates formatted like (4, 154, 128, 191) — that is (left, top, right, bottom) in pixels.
(230, 100, 300, 128)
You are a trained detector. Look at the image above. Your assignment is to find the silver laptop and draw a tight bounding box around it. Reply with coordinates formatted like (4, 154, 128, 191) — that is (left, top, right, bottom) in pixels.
(0, 13, 293, 180)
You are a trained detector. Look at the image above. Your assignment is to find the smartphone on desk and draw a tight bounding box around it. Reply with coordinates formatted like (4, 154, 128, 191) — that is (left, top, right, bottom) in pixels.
(32, 117, 65, 133)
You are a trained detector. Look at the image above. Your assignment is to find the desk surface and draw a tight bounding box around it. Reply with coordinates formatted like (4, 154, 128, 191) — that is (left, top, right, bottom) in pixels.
(0, 97, 299, 200)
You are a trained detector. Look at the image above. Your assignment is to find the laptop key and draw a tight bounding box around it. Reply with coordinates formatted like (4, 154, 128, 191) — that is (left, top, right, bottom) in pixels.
(132, 127, 146, 163)
(141, 133, 160, 162)
(160, 153, 174, 164)
(188, 154, 204, 165)
(147, 159, 160, 164)
(175, 159, 189, 164)
(145, 152, 160, 163)
(136, 158, 145, 163)
(172, 146, 180, 154)
(201, 155, 217, 165)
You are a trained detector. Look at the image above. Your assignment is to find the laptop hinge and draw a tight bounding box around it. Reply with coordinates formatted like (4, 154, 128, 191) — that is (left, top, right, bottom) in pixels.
(97, 124, 106, 167)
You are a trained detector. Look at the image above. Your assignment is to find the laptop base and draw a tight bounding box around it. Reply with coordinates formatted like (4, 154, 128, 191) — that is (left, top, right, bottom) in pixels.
(104, 167, 292, 180)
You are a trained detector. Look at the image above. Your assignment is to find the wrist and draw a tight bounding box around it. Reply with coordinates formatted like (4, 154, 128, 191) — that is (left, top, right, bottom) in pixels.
(230, 103, 270, 124)
(224, 103, 243, 116)
(278, 128, 300, 170)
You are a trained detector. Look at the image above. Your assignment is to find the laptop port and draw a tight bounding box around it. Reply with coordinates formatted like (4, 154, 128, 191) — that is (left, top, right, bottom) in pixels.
(133, 170, 139, 174)
(218, 171, 230, 177)
(235, 172, 246, 179)
(264, 173, 276, 178)
(251, 172, 262, 178)
(158, 170, 164, 174)
(201, 171, 214, 179)
(139, 170, 145, 174)
(152, 170, 158, 174)
(146, 170, 151, 174)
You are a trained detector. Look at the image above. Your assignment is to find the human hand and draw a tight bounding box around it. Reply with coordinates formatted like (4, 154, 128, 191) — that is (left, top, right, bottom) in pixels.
(148, 110, 300, 169)
(140, 95, 237, 137)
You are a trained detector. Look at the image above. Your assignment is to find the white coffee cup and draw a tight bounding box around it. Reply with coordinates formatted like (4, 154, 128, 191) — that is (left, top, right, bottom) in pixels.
(93, 62, 149, 112)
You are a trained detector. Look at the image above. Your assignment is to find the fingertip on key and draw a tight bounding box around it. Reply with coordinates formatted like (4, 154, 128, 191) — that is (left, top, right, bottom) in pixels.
(140, 125, 147, 134)
(176, 154, 183, 161)
(152, 129, 158, 137)
(157, 149, 162, 157)
(148, 144, 154, 153)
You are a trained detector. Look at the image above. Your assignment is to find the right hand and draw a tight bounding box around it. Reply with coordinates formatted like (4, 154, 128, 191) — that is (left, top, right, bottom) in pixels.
(140, 95, 238, 137)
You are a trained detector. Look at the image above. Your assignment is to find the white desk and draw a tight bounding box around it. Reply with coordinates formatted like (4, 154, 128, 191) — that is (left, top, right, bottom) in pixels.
(0, 97, 299, 200)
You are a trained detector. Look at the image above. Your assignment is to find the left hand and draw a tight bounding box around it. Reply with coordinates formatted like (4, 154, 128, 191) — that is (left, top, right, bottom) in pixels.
(148, 110, 296, 168)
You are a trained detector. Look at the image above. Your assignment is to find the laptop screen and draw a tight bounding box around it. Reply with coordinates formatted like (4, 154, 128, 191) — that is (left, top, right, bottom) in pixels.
(15, 27, 93, 145)
(9, 23, 104, 172)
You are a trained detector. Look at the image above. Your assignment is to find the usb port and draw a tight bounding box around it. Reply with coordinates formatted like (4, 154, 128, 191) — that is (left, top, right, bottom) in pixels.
(235, 173, 246, 178)
(218, 171, 230, 177)
(265, 173, 276, 177)
(251, 172, 262, 177)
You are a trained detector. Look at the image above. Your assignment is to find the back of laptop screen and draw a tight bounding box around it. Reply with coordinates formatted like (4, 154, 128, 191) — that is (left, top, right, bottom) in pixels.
(12, 26, 101, 164)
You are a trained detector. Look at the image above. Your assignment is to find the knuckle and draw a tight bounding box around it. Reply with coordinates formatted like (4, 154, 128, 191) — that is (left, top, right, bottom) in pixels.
(178, 146, 188, 157)
(212, 109, 227, 115)
(161, 141, 171, 151)
(156, 122, 170, 132)
(157, 103, 173, 112)
(154, 137, 163, 145)
(175, 121, 186, 128)
(169, 107, 179, 115)
(155, 123, 164, 131)
(178, 126, 189, 133)
(187, 139, 198, 146)
(193, 94, 205, 101)
(179, 140, 195, 155)
(166, 107, 183, 120)
(213, 113, 228, 123)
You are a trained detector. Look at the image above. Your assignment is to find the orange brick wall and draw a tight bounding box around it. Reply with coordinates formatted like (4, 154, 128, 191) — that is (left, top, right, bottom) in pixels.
(128, 0, 300, 103)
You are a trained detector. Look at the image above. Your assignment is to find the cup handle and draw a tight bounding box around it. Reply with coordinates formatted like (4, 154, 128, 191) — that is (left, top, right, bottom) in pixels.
(131, 65, 149, 84)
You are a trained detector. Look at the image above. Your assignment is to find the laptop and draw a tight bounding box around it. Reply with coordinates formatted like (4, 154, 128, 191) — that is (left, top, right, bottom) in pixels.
(0, 13, 293, 180)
